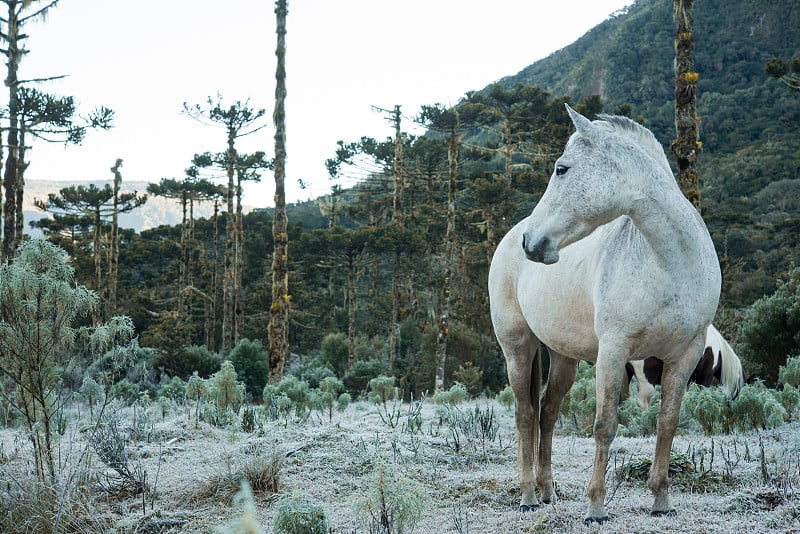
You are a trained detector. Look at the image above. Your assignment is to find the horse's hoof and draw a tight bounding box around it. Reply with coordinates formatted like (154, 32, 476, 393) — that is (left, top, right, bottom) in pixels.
(519, 504, 539, 513)
(583, 516, 609, 525)
(650, 509, 676, 517)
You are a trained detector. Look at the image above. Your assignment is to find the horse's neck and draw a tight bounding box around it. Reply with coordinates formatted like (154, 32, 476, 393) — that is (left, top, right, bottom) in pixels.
(627, 181, 710, 273)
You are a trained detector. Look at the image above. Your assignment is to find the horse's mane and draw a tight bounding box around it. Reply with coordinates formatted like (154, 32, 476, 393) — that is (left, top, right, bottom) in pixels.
(595, 114, 673, 175)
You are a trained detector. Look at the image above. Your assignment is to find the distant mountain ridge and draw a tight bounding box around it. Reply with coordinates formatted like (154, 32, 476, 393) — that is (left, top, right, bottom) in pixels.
(24, 179, 220, 234)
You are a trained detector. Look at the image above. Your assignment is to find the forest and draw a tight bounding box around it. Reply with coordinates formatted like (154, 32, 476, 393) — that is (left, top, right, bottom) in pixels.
(0, 0, 800, 531)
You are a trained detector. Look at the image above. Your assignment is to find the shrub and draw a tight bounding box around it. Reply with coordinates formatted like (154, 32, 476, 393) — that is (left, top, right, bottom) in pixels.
(208, 361, 246, 416)
(151, 345, 221, 380)
(728, 380, 787, 431)
(263, 375, 311, 418)
(110, 379, 142, 405)
(273, 492, 329, 534)
(774, 385, 800, 420)
(299, 364, 335, 389)
(318, 332, 349, 376)
(229, 338, 269, 399)
(343, 359, 388, 397)
(737, 268, 800, 386)
(497, 385, 515, 410)
(313, 376, 345, 421)
(452, 363, 483, 396)
(559, 362, 596, 437)
(779, 355, 800, 388)
(683, 384, 729, 434)
(355, 462, 427, 534)
(434, 382, 468, 405)
(157, 376, 186, 402)
(367, 375, 398, 405)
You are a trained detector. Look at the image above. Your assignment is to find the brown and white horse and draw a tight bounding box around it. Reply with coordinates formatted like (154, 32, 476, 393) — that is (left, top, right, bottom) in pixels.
(622, 324, 745, 410)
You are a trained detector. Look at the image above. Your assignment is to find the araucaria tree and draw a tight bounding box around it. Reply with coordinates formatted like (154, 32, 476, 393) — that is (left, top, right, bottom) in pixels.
(184, 96, 266, 354)
(0, 0, 114, 261)
(0, 239, 134, 483)
(34, 177, 147, 323)
(269, 0, 289, 383)
(671, 0, 702, 210)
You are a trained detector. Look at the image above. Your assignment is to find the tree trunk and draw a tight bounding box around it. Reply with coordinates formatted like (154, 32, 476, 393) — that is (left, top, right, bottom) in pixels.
(268, 0, 290, 384)
(2, 0, 21, 262)
(178, 191, 188, 317)
(234, 168, 244, 345)
(92, 206, 103, 325)
(106, 159, 123, 320)
(206, 200, 220, 351)
(221, 128, 237, 354)
(390, 105, 404, 225)
(671, 0, 701, 211)
(435, 130, 461, 392)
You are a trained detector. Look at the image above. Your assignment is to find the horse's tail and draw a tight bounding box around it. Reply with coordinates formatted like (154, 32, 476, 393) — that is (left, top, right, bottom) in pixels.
(531, 343, 542, 467)
(718, 335, 745, 400)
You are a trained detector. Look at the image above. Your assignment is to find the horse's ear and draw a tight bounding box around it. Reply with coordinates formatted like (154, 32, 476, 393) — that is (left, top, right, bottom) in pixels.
(565, 104, 598, 142)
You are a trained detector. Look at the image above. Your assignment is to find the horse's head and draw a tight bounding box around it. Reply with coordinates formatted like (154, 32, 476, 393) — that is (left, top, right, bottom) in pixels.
(522, 104, 654, 264)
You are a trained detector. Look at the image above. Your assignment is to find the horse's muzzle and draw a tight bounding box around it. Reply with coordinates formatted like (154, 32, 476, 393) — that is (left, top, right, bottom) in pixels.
(522, 234, 559, 264)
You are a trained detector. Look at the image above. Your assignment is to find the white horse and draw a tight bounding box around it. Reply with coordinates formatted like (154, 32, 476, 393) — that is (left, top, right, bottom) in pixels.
(623, 324, 745, 410)
(488, 105, 721, 523)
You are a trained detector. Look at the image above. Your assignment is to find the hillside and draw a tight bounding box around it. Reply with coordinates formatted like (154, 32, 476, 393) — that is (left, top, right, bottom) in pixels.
(497, 0, 800, 307)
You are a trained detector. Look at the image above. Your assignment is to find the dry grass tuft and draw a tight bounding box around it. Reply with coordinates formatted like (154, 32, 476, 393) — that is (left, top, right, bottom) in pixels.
(189, 447, 283, 503)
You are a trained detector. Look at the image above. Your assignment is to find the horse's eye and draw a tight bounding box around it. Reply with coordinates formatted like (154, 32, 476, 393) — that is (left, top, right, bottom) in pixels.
(555, 164, 570, 177)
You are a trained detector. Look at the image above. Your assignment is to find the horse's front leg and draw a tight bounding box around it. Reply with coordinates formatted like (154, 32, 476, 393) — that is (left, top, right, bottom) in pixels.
(648, 337, 703, 516)
(537, 350, 577, 504)
(585, 349, 626, 524)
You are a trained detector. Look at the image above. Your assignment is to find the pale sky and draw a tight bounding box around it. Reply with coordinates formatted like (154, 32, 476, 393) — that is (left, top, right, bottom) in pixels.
(21, 0, 631, 207)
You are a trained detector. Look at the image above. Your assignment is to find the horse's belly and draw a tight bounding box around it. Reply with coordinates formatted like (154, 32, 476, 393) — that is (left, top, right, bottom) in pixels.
(516, 259, 599, 361)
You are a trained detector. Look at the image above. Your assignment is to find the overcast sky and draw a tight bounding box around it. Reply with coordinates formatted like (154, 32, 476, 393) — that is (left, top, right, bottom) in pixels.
(21, 0, 631, 207)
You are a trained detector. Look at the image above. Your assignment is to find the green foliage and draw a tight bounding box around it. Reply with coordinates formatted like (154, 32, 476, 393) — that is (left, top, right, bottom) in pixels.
(728, 381, 787, 431)
(308, 376, 345, 421)
(337, 392, 352, 411)
(355, 462, 428, 534)
(273, 492, 329, 534)
(683, 385, 730, 435)
(157, 376, 186, 401)
(78, 376, 105, 416)
(618, 388, 661, 437)
(559, 362, 596, 437)
(737, 268, 800, 386)
(343, 359, 388, 397)
(151, 345, 221, 380)
(208, 361, 246, 416)
(368, 375, 398, 405)
(779, 355, 800, 388)
(318, 332, 349, 376)
(452, 363, 483, 397)
(229, 338, 269, 399)
(774, 385, 800, 421)
(0, 240, 134, 483)
(263, 375, 311, 418)
(497, 385, 515, 410)
(433, 382, 468, 405)
(110, 378, 141, 405)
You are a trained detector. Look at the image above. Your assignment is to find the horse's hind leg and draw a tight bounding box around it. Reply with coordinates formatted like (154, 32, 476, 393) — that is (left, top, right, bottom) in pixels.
(537, 349, 577, 504)
(498, 322, 541, 512)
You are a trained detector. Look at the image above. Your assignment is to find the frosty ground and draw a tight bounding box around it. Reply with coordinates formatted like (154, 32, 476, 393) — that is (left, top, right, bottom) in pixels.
(1, 398, 799, 533)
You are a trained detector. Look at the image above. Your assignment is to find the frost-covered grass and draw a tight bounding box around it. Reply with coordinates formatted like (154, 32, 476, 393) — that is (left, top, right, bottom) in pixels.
(1, 398, 799, 533)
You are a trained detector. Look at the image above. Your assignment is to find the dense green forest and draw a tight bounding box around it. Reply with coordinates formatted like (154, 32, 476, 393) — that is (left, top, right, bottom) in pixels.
(17, 0, 800, 399)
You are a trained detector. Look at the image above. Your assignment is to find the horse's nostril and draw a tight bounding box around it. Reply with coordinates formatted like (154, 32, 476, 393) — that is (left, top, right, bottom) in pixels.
(522, 235, 527, 249)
